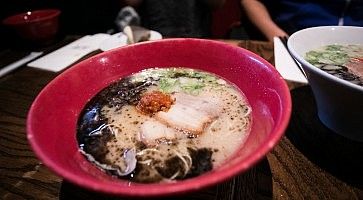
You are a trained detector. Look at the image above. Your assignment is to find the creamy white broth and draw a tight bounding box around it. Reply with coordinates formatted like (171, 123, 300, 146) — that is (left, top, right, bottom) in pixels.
(77, 68, 252, 183)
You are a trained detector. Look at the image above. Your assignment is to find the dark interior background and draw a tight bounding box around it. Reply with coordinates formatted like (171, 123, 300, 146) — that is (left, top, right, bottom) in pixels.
(0, 0, 248, 50)
(0, 0, 124, 49)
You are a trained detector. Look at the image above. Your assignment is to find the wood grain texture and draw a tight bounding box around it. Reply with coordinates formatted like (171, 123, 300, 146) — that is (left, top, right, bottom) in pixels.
(0, 39, 362, 199)
(0, 67, 61, 200)
(58, 159, 271, 200)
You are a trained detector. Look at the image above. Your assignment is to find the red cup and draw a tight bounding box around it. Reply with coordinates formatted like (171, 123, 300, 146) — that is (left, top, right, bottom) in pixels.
(3, 9, 61, 44)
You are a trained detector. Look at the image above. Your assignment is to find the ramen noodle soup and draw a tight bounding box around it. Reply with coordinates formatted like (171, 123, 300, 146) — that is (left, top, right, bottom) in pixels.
(305, 44, 363, 86)
(77, 68, 252, 183)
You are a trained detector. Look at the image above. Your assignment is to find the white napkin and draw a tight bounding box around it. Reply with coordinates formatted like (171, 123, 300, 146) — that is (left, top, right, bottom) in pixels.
(27, 34, 110, 72)
(273, 37, 308, 84)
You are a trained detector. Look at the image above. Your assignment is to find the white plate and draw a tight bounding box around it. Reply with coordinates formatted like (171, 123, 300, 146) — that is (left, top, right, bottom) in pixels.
(99, 30, 162, 51)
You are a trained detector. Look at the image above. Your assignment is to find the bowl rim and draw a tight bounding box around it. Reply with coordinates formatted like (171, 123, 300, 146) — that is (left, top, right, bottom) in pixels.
(287, 26, 363, 92)
(26, 38, 292, 197)
(2, 9, 61, 25)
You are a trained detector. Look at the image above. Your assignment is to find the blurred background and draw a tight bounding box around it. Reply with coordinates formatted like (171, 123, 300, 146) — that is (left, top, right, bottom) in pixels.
(0, 0, 244, 50)
(0, 0, 124, 49)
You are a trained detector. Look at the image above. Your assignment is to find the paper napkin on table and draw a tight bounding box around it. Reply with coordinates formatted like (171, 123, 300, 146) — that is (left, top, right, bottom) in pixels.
(27, 34, 110, 72)
(273, 37, 308, 84)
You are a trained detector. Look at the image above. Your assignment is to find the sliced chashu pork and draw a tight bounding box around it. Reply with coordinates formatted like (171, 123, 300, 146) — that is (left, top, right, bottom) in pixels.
(139, 92, 223, 145)
(156, 93, 222, 135)
(139, 119, 177, 145)
(346, 57, 363, 79)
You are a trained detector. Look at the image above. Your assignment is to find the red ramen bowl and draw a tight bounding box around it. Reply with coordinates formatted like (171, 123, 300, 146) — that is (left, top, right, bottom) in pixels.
(27, 39, 291, 197)
(2, 9, 60, 44)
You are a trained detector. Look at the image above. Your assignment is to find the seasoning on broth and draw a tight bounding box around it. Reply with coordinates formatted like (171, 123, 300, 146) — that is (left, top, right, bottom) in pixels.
(305, 44, 363, 86)
(77, 68, 252, 183)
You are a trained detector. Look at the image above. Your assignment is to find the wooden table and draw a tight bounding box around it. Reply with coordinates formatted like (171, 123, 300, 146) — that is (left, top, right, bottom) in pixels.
(0, 37, 362, 200)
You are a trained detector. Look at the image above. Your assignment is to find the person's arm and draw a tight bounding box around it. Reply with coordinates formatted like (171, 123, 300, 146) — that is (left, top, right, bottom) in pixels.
(241, 0, 287, 41)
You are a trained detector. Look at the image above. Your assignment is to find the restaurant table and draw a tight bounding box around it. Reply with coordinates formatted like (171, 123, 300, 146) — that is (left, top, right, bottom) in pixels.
(0, 36, 362, 200)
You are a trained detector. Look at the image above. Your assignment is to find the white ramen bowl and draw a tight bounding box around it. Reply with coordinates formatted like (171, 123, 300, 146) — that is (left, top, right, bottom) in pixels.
(288, 26, 363, 141)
